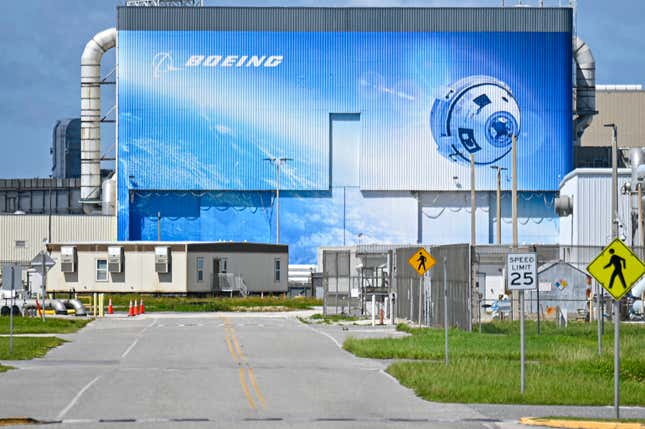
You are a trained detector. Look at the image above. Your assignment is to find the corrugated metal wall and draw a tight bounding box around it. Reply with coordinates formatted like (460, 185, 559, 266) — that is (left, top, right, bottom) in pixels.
(0, 215, 116, 264)
(118, 7, 571, 32)
(0, 179, 82, 214)
(558, 169, 633, 247)
(116, 6, 573, 261)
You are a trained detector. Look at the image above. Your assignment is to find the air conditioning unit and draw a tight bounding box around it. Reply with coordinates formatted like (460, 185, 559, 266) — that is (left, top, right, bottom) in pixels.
(154, 246, 170, 273)
(60, 246, 76, 273)
(107, 246, 123, 273)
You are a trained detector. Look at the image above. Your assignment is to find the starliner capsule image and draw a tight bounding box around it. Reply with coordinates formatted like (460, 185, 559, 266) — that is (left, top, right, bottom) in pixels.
(430, 75, 521, 166)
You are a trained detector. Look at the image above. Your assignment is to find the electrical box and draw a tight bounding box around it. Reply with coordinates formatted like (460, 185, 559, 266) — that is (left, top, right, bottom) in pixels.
(154, 246, 171, 273)
(60, 246, 76, 273)
(108, 246, 123, 273)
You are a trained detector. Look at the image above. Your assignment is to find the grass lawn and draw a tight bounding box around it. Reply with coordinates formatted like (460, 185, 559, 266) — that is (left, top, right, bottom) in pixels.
(0, 337, 65, 361)
(0, 317, 91, 335)
(344, 321, 645, 406)
(0, 365, 11, 373)
(107, 295, 321, 312)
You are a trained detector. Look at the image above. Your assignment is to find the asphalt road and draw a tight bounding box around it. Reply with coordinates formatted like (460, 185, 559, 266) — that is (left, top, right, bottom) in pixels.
(0, 313, 643, 428)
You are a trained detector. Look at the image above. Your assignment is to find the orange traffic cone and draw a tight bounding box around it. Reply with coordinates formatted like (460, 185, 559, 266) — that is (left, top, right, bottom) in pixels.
(128, 300, 134, 317)
(133, 299, 139, 316)
(139, 298, 145, 315)
(108, 298, 113, 315)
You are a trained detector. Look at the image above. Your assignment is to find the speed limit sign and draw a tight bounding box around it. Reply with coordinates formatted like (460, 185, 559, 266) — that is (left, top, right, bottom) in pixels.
(506, 252, 537, 291)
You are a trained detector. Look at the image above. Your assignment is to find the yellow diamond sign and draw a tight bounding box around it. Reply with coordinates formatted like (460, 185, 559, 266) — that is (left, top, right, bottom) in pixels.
(587, 238, 645, 300)
(408, 247, 436, 276)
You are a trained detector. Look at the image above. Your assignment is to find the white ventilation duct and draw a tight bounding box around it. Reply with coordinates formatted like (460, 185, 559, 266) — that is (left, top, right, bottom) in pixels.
(573, 36, 597, 146)
(81, 28, 116, 214)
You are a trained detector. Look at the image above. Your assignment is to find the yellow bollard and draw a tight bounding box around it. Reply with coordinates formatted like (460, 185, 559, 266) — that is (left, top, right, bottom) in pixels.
(99, 293, 104, 318)
(93, 293, 97, 317)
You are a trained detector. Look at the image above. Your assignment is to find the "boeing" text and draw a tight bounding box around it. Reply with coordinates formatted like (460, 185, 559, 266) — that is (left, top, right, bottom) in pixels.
(185, 55, 283, 68)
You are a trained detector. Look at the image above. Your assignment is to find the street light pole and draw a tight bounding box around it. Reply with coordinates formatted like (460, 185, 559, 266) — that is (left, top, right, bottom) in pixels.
(490, 166, 508, 245)
(604, 122, 620, 420)
(512, 134, 518, 248)
(638, 180, 644, 247)
(264, 157, 292, 244)
(604, 124, 618, 239)
(470, 154, 476, 247)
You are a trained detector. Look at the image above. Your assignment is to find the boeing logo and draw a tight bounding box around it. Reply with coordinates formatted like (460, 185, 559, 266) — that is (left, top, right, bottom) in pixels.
(185, 55, 283, 68)
(152, 52, 183, 78)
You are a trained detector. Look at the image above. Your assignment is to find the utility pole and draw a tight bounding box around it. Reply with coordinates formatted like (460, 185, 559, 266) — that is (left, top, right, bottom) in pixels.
(470, 154, 476, 333)
(264, 157, 292, 244)
(470, 154, 476, 247)
(512, 134, 519, 324)
(638, 180, 644, 247)
(491, 166, 508, 245)
(510, 133, 526, 394)
(512, 134, 518, 248)
(604, 123, 620, 419)
(41, 240, 47, 321)
(605, 124, 618, 238)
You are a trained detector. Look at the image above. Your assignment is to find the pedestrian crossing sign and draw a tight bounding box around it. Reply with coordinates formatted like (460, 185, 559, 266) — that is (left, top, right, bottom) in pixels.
(587, 238, 645, 301)
(408, 247, 435, 276)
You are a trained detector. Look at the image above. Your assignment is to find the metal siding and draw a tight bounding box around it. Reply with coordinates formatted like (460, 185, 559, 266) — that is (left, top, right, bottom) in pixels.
(571, 171, 632, 246)
(0, 215, 116, 264)
(118, 7, 571, 32)
(581, 90, 645, 148)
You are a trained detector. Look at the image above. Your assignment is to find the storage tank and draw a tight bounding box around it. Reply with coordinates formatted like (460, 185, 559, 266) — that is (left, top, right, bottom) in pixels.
(102, 175, 116, 215)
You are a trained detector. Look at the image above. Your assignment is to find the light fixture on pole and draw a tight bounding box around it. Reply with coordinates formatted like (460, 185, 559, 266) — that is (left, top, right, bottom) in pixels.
(264, 157, 292, 244)
(490, 166, 508, 245)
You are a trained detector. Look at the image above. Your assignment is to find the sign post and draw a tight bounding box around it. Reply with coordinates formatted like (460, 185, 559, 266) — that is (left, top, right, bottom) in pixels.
(587, 238, 645, 419)
(407, 247, 438, 355)
(30, 251, 55, 321)
(595, 280, 602, 355)
(506, 252, 537, 394)
(443, 256, 448, 365)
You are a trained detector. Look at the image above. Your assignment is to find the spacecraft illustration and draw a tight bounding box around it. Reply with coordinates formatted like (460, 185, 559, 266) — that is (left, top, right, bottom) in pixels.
(430, 75, 521, 166)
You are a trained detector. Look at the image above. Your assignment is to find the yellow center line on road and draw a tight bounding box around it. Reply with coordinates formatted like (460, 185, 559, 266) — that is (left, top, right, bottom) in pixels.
(238, 367, 257, 410)
(224, 326, 239, 363)
(246, 367, 267, 409)
(231, 330, 246, 360)
(219, 316, 267, 410)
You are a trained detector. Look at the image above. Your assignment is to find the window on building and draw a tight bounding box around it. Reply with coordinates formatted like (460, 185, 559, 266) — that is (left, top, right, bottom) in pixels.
(196, 257, 204, 282)
(96, 259, 108, 282)
(7, 197, 16, 213)
(15, 240, 26, 248)
(274, 259, 281, 282)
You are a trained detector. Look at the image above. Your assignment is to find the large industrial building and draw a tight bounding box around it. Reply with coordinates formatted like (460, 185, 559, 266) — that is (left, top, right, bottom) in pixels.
(75, 6, 580, 265)
(1, 2, 643, 316)
(6, 4, 638, 272)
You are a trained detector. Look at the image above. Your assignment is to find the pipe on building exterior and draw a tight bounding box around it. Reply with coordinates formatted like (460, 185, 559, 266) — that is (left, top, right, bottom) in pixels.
(573, 36, 597, 146)
(62, 299, 88, 317)
(81, 28, 116, 214)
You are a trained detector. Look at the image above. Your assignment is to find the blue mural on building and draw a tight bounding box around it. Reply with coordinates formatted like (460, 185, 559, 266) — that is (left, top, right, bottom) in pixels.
(118, 30, 571, 263)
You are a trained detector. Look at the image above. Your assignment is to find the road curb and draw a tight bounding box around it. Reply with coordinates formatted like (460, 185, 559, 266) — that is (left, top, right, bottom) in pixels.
(520, 417, 645, 429)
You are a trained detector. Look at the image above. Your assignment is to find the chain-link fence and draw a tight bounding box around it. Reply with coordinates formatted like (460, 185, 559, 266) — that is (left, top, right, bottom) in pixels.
(320, 244, 645, 330)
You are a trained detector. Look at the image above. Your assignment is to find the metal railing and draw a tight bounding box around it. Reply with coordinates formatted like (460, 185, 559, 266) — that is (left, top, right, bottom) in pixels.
(214, 273, 248, 296)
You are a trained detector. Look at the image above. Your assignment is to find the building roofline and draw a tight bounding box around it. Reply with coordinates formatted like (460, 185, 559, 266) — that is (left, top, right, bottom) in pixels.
(559, 167, 631, 189)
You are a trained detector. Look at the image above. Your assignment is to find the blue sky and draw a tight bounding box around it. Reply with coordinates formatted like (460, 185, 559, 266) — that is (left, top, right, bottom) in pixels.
(0, 0, 643, 178)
